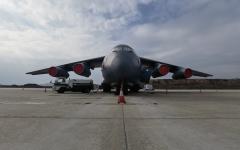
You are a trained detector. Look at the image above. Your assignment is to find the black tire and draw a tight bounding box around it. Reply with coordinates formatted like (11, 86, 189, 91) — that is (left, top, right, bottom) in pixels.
(114, 86, 120, 95)
(123, 89, 128, 95)
(130, 84, 140, 92)
(85, 88, 91, 93)
(57, 88, 65, 93)
(82, 88, 90, 93)
(103, 88, 111, 92)
(114, 90, 120, 95)
(130, 88, 139, 92)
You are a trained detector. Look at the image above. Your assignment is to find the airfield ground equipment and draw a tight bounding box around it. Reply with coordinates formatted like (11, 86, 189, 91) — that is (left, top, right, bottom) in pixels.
(52, 77, 93, 93)
(144, 84, 154, 94)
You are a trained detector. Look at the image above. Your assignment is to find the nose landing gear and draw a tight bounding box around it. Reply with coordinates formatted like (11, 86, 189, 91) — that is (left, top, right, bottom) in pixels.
(114, 82, 128, 95)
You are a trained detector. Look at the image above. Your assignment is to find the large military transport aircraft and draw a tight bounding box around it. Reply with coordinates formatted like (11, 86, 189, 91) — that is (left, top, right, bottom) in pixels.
(26, 44, 212, 95)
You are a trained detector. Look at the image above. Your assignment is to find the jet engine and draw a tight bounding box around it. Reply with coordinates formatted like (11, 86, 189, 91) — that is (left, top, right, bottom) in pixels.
(48, 67, 69, 78)
(172, 68, 193, 80)
(140, 67, 152, 83)
(73, 63, 91, 77)
(152, 64, 169, 78)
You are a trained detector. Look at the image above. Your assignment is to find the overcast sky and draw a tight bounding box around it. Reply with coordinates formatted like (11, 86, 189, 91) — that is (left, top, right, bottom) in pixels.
(0, 0, 239, 85)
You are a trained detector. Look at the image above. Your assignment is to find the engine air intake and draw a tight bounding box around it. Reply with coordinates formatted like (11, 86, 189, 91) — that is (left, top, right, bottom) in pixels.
(73, 63, 91, 77)
(152, 64, 169, 78)
(172, 68, 193, 80)
(48, 67, 69, 78)
(49, 67, 57, 76)
(74, 64, 84, 74)
(159, 65, 169, 75)
(184, 68, 192, 78)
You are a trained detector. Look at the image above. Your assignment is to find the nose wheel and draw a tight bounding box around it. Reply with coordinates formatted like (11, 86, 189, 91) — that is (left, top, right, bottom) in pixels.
(114, 83, 128, 95)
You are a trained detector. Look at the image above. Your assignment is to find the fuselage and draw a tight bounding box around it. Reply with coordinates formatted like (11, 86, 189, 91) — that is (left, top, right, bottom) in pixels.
(101, 44, 142, 85)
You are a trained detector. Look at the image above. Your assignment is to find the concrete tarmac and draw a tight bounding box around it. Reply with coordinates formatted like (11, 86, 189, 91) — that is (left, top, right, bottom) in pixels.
(0, 88, 239, 150)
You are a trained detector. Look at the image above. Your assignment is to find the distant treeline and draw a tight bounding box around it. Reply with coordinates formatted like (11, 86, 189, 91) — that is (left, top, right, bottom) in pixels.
(149, 79, 240, 89)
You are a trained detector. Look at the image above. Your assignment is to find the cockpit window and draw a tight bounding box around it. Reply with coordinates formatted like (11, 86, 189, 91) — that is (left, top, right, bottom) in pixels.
(123, 47, 132, 51)
(112, 46, 133, 52)
(113, 47, 122, 51)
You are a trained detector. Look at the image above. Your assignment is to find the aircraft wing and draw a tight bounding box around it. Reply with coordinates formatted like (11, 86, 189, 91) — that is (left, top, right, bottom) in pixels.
(139, 57, 213, 77)
(26, 56, 105, 75)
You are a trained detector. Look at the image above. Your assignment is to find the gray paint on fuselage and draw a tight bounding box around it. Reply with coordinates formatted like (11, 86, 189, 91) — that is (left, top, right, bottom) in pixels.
(102, 44, 142, 85)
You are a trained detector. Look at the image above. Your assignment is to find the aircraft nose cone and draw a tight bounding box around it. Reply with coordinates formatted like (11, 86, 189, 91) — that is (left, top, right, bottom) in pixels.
(111, 54, 134, 78)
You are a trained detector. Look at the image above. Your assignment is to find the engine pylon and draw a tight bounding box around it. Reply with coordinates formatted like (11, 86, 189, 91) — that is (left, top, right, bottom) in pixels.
(118, 84, 126, 104)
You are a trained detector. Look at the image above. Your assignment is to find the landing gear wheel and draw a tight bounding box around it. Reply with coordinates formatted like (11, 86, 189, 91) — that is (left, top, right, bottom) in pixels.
(114, 87, 120, 95)
(130, 84, 140, 92)
(103, 88, 111, 92)
(123, 88, 128, 95)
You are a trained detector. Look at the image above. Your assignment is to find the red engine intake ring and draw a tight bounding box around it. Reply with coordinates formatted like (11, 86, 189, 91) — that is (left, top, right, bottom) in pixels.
(159, 65, 169, 75)
(184, 68, 193, 78)
(49, 67, 57, 76)
(73, 63, 84, 74)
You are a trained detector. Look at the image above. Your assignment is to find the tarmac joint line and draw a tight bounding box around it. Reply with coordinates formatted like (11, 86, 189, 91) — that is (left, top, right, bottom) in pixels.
(122, 105, 128, 150)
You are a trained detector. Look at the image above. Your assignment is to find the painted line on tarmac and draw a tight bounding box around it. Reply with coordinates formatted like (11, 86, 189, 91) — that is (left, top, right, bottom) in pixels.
(0, 102, 82, 105)
(0, 102, 48, 105)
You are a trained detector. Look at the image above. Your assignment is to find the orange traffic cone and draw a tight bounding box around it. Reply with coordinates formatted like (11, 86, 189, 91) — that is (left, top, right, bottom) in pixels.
(166, 89, 168, 94)
(118, 88, 126, 103)
(44, 88, 47, 92)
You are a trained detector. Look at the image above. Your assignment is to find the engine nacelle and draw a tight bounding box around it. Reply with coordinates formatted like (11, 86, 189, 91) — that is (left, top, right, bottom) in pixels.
(152, 64, 169, 78)
(48, 67, 69, 78)
(73, 63, 91, 77)
(172, 68, 193, 80)
(140, 67, 152, 83)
